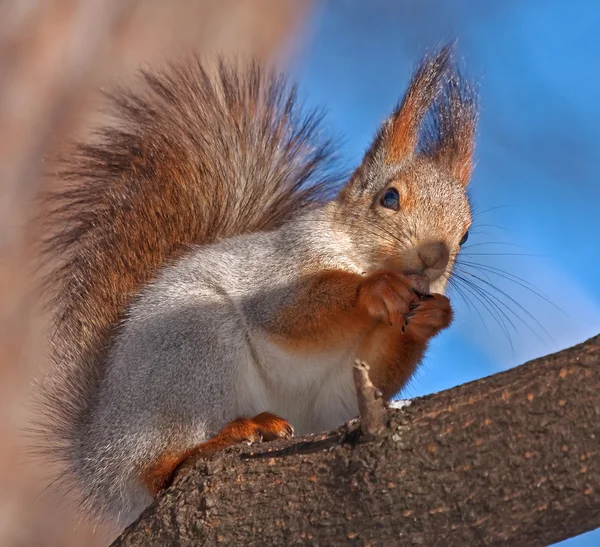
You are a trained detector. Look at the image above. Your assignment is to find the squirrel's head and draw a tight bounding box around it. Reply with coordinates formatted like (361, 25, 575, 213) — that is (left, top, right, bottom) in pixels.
(335, 46, 477, 294)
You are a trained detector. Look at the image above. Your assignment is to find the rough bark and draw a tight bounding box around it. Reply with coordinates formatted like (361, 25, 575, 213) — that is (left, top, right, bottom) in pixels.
(113, 334, 600, 546)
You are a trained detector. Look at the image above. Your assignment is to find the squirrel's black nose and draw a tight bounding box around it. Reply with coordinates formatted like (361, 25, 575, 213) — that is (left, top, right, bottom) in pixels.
(417, 241, 449, 271)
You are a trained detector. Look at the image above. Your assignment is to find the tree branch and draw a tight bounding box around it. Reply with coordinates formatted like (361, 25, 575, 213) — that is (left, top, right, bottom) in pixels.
(353, 360, 385, 437)
(114, 335, 600, 546)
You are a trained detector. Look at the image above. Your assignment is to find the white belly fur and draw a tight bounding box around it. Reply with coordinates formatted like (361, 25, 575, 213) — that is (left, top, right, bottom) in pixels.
(235, 335, 359, 435)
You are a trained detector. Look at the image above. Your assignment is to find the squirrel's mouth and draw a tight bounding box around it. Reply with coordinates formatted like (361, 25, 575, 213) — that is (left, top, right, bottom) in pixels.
(379, 245, 449, 294)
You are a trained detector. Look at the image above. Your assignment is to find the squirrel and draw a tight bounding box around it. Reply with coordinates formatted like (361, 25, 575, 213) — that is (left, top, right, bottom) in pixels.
(36, 45, 477, 529)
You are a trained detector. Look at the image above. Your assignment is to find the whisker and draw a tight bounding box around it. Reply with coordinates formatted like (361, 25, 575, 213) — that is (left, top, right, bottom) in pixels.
(454, 267, 554, 346)
(346, 210, 410, 248)
(458, 260, 540, 293)
(458, 252, 546, 258)
(469, 223, 511, 233)
(456, 260, 565, 315)
(452, 273, 515, 347)
(471, 204, 518, 220)
(447, 276, 491, 336)
(290, 215, 404, 249)
(461, 241, 532, 251)
(466, 230, 497, 238)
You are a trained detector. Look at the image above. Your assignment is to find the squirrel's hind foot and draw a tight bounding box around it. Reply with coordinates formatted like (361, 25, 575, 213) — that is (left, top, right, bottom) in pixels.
(140, 412, 293, 495)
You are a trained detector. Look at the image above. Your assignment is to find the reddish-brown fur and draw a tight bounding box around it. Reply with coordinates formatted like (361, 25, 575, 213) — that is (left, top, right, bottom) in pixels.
(357, 293, 452, 399)
(138, 49, 468, 493)
(36, 47, 476, 517)
(267, 269, 452, 398)
(384, 45, 453, 164)
(37, 60, 340, 497)
(267, 270, 370, 350)
(142, 267, 451, 493)
(141, 412, 293, 494)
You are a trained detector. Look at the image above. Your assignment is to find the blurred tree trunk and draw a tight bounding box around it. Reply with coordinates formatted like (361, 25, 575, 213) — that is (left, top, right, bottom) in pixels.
(0, 2, 313, 545)
(115, 335, 600, 547)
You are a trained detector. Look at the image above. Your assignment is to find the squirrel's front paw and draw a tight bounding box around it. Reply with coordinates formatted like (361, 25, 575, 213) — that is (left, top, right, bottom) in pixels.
(358, 270, 414, 327)
(403, 293, 453, 339)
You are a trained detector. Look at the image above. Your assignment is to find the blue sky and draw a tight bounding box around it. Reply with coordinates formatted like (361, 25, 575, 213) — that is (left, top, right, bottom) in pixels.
(293, 2, 600, 545)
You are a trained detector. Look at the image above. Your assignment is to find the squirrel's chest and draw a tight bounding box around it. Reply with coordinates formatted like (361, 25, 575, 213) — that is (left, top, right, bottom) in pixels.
(237, 336, 359, 435)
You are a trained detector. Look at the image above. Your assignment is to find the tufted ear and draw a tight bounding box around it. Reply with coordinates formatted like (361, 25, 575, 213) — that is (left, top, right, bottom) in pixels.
(374, 45, 454, 166)
(340, 45, 478, 200)
(421, 69, 478, 187)
(340, 46, 454, 200)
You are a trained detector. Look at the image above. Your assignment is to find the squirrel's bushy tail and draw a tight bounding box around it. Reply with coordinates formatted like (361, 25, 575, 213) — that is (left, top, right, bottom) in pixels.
(35, 58, 339, 495)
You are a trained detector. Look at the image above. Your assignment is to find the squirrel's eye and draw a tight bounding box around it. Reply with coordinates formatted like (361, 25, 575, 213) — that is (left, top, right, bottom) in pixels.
(380, 188, 400, 211)
(459, 230, 469, 246)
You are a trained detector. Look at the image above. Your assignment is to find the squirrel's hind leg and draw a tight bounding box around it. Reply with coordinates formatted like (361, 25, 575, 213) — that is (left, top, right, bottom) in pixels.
(139, 412, 293, 495)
